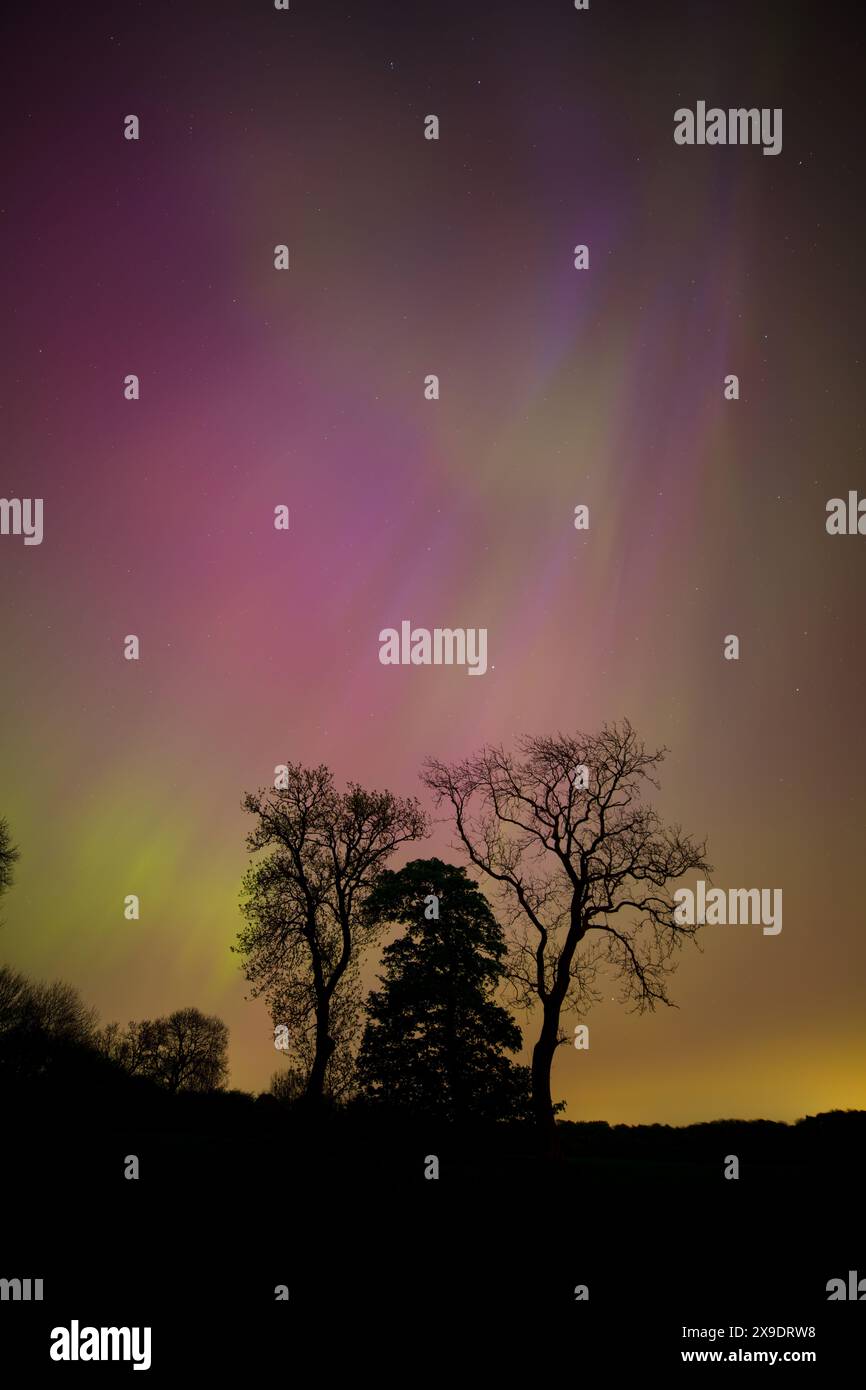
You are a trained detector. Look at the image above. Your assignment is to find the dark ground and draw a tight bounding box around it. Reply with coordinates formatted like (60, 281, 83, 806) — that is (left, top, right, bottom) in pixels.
(1, 1092, 863, 1375)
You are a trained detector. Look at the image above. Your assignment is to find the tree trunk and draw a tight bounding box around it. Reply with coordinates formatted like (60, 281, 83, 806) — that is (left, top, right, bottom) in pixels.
(305, 1007, 335, 1108)
(531, 1005, 562, 1157)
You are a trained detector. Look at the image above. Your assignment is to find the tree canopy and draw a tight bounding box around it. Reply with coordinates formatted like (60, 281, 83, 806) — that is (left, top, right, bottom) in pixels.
(236, 764, 428, 1106)
(357, 858, 531, 1122)
(422, 721, 711, 1145)
(98, 1007, 229, 1093)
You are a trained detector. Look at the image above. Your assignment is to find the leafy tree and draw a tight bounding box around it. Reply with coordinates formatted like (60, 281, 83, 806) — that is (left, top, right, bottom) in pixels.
(422, 721, 711, 1150)
(357, 859, 531, 1122)
(235, 765, 427, 1109)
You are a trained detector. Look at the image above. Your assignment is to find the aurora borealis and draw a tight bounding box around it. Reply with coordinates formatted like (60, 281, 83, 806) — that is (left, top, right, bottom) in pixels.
(2, 0, 864, 1126)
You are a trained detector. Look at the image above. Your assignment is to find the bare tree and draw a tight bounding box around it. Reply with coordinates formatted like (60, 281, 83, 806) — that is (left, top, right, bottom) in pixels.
(0, 964, 29, 1031)
(0, 817, 20, 919)
(422, 720, 711, 1151)
(97, 1019, 162, 1077)
(20, 979, 99, 1044)
(98, 1009, 228, 1092)
(155, 1008, 229, 1093)
(0, 970, 98, 1046)
(0, 968, 99, 1081)
(269, 1065, 307, 1104)
(235, 764, 428, 1109)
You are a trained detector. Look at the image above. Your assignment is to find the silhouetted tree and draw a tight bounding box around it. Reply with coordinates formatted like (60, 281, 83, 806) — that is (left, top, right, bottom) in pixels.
(235, 765, 428, 1109)
(422, 721, 711, 1151)
(269, 1066, 307, 1104)
(0, 816, 19, 918)
(20, 978, 99, 1042)
(270, 978, 360, 1105)
(0, 970, 97, 1044)
(156, 1008, 229, 1092)
(357, 859, 531, 1122)
(99, 1008, 228, 1092)
(0, 964, 29, 1030)
(0, 967, 98, 1081)
(97, 1018, 162, 1077)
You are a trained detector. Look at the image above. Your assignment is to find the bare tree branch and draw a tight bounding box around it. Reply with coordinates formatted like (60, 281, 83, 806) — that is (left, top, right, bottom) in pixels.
(421, 720, 711, 1148)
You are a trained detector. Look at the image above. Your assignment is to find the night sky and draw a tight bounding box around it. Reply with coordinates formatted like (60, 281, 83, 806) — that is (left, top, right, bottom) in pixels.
(2, 0, 864, 1123)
